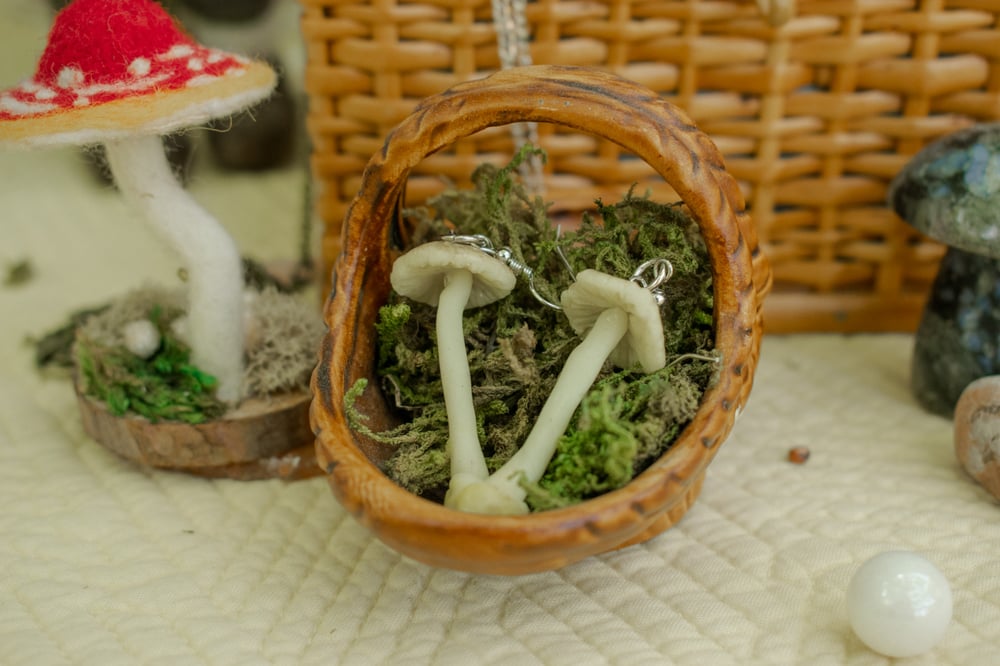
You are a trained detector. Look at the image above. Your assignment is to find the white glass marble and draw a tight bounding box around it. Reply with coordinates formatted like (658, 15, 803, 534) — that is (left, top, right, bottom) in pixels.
(847, 551, 952, 658)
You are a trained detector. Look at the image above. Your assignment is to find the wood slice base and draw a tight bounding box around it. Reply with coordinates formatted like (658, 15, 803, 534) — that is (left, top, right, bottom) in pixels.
(76, 387, 321, 480)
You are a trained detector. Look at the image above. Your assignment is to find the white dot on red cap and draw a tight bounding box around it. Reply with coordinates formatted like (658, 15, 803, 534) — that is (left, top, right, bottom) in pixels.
(0, 94, 26, 114)
(207, 52, 225, 64)
(56, 67, 84, 89)
(74, 96, 90, 107)
(187, 58, 205, 72)
(128, 58, 152, 77)
(186, 74, 216, 88)
(163, 44, 195, 60)
(34, 88, 56, 101)
(2, 95, 56, 116)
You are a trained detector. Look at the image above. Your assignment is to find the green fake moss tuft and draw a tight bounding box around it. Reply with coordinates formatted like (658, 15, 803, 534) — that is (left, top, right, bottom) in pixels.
(66, 281, 322, 424)
(76, 300, 225, 424)
(346, 146, 718, 509)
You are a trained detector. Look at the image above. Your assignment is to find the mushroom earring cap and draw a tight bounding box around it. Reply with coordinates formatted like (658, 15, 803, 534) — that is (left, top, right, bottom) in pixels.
(561, 269, 667, 374)
(390, 242, 517, 309)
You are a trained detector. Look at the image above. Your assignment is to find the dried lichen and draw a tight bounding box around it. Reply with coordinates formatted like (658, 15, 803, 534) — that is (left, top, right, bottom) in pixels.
(243, 287, 326, 397)
(347, 146, 719, 510)
(77, 286, 186, 349)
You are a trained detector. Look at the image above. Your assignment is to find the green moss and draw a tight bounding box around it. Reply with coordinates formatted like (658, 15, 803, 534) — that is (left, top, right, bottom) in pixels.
(347, 146, 718, 509)
(54, 276, 321, 424)
(76, 306, 225, 424)
(522, 355, 715, 509)
(345, 378, 451, 498)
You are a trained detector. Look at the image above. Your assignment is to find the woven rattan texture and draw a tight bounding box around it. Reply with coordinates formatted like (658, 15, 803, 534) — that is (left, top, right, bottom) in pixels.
(300, 0, 1000, 332)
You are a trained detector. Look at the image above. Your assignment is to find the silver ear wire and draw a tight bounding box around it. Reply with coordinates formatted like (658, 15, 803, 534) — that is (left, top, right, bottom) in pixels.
(491, 246, 563, 311)
(442, 233, 563, 310)
(629, 257, 674, 306)
(553, 225, 576, 282)
(442, 232, 674, 310)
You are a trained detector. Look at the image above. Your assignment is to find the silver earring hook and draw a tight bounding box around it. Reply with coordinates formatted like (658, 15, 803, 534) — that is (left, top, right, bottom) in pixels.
(553, 225, 576, 282)
(664, 351, 721, 371)
(442, 233, 563, 310)
(630, 257, 674, 306)
(442, 233, 673, 310)
(551, 225, 673, 305)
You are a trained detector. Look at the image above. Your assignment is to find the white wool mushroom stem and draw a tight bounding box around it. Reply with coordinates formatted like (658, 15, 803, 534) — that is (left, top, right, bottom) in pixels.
(104, 135, 245, 403)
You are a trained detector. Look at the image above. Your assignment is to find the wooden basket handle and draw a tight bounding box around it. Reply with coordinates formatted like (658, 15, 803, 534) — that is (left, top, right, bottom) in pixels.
(330, 64, 767, 397)
(325, 63, 768, 440)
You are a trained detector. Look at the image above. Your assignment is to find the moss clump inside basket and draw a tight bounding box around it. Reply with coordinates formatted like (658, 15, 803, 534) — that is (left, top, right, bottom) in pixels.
(345, 148, 719, 511)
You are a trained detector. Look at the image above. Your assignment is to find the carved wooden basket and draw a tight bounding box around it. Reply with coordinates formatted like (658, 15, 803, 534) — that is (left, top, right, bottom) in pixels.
(311, 65, 771, 575)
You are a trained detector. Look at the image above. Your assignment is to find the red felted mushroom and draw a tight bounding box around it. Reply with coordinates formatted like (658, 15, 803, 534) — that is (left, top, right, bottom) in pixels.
(0, 0, 277, 403)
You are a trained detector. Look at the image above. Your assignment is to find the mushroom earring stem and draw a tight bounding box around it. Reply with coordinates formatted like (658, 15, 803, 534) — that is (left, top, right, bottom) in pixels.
(436, 269, 489, 482)
(449, 268, 668, 515)
(104, 136, 245, 403)
(490, 306, 629, 502)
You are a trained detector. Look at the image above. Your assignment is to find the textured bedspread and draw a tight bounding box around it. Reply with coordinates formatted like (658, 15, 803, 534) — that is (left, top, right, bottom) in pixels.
(2, 5, 999, 664)
(4, 155, 1000, 666)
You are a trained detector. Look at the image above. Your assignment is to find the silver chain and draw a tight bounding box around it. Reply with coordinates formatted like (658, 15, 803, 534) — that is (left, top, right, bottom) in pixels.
(491, 0, 545, 195)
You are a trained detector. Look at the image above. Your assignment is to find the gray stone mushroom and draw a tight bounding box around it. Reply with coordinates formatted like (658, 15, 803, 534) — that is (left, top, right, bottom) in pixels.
(888, 123, 1000, 416)
(389, 241, 517, 502)
(446, 268, 666, 515)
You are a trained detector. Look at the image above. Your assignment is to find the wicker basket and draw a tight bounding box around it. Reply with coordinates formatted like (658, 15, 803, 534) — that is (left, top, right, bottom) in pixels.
(310, 65, 768, 574)
(300, 0, 1000, 332)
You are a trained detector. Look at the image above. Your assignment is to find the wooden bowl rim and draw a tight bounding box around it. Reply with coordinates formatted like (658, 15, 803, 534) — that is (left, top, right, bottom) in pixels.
(312, 65, 764, 572)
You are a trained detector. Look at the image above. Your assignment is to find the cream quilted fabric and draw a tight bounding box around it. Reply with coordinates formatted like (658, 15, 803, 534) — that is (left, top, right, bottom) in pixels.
(2, 4, 999, 664)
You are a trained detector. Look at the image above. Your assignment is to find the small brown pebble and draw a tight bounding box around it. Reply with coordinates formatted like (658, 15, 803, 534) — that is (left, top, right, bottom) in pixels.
(787, 446, 810, 464)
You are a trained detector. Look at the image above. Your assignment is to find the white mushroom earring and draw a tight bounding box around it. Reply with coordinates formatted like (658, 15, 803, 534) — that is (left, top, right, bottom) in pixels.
(389, 240, 517, 502)
(447, 257, 676, 515)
